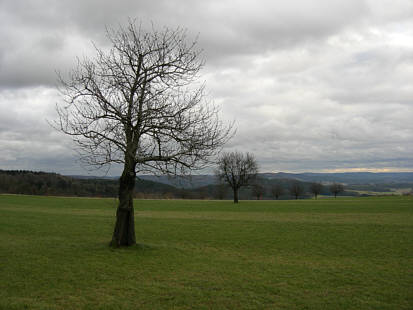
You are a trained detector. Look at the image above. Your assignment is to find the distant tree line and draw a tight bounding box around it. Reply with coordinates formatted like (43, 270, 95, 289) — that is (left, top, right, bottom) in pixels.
(210, 179, 349, 200)
(0, 170, 118, 197)
(0, 170, 230, 199)
(0, 170, 196, 198)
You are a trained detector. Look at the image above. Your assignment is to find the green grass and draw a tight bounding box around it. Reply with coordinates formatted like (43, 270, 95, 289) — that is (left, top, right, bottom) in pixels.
(0, 195, 412, 310)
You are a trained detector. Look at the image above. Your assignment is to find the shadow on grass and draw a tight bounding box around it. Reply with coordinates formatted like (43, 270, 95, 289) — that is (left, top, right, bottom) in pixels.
(108, 242, 157, 252)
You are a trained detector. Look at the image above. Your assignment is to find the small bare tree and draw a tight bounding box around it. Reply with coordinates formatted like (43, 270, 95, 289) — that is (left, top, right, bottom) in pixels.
(55, 21, 231, 247)
(216, 152, 258, 203)
(289, 180, 304, 199)
(310, 182, 323, 199)
(330, 183, 344, 198)
(251, 182, 265, 200)
(271, 183, 284, 200)
(214, 183, 228, 200)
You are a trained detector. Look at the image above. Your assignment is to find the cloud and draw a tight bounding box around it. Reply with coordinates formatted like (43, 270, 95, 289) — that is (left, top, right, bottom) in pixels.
(0, 87, 79, 172)
(0, 0, 369, 88)
(0, 0, 412, 174)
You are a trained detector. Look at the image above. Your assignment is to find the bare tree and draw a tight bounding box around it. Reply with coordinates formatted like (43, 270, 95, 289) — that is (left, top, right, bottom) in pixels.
(214, 183, 228, 200)
(216, 152, 258, 203)
(251, 182, 265, 200)
(271, 183, 284, 200)
(55, 21, 231, 247)
(330, 183, 344, 198)
(289, 180, 304, 199)
(310, 182, 323, 199)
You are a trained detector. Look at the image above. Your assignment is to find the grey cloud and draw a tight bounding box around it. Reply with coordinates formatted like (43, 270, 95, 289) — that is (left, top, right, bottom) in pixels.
(0, 0, 412, 173)
(0, 0, 370, 88)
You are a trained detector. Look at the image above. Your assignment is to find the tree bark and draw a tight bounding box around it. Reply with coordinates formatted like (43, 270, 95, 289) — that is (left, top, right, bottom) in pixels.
(110, 160, 136, 247)
(233, 188, 239, 203)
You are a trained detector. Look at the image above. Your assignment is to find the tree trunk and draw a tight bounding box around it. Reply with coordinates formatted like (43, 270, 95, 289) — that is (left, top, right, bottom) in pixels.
(110, 161, 136, 247)
(233, 188, 239, 203)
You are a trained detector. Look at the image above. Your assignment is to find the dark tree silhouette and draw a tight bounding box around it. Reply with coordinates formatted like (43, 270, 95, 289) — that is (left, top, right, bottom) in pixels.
(289, 180, 304, 199)
(214, 183, 228, 200)
(271, 183, 284, 200)
(55, 21, 231, 247)
(330, 183, 344, 198)
(216, 152, 258, 203)
(310, 182, 323, 199)
(251, 182, 265, 200)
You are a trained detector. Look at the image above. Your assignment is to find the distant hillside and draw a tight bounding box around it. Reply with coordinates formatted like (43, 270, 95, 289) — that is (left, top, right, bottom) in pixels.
(138, 174, 216, 188)
(261, 172, 413, 184)
(0, 170, 118, 197)
(0, 170, 177, 198)
(2, 169, 411, 199)
(138, 171, 413, 198)
(139, 172, 413, 188)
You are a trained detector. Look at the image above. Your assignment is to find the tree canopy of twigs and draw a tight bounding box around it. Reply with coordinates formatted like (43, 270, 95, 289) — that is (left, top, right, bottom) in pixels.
(271, 183, 284, 200)
(251, 182, 265, 200)
(330, 183, 344, 198)
(310, 182, 323, 199)
(289, 180, 305, 199)
(55, 20, 232, 246)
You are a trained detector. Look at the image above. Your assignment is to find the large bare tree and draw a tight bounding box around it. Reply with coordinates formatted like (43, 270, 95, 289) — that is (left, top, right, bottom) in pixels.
(216, 152, 258, 203)
(55, 21, 231, 247)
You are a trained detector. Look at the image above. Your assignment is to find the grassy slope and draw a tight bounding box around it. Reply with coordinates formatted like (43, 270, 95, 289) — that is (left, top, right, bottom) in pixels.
(0, 195, 412, 310)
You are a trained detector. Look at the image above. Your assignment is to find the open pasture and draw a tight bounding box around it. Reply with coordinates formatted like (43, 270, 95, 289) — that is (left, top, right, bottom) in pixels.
(0, 195, 412, 309)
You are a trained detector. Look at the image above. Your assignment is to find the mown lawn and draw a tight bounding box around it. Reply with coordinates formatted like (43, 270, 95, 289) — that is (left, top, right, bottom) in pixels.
(0, 195, 412, 309)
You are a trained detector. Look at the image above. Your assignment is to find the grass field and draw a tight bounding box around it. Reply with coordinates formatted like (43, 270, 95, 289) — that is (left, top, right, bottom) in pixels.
(0, 195, 412, 310)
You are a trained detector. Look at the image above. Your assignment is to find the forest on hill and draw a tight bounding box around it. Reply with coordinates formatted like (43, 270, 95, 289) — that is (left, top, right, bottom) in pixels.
(1, 169, 410, 200)
(0, 170, 209, 199)
(0, 170, 118, 197)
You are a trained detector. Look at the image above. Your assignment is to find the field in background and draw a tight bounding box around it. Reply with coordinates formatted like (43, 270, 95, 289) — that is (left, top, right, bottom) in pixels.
(1, 195, 412, 310)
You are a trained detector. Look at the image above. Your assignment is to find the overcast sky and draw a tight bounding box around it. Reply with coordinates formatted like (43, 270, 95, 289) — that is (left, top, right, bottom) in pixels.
(1, 0, 412, 175)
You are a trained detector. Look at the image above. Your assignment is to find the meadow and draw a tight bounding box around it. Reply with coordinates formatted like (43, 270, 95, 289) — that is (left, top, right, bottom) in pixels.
(0, 195, 412, 309)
